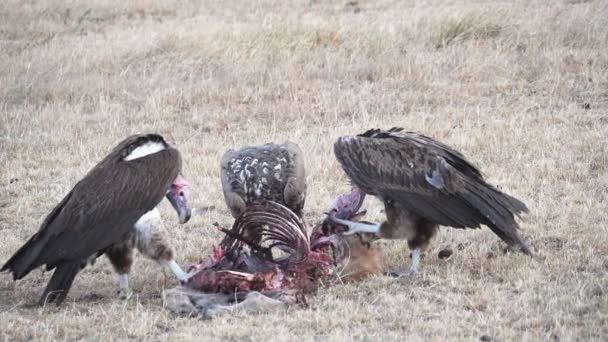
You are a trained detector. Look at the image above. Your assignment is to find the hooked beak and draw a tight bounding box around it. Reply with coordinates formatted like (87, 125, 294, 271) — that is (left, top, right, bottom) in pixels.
(321, 219, 333, 235)
(166, 176, 192, 224)
(321, 211, 335, 235)
(322, 211, 349, 235)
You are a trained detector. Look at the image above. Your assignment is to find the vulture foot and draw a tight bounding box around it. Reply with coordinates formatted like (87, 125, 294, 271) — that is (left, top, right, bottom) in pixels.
(385, 248, 422, 277)
(177, 270, 198, 285)
(385, 270, 416, 277)
(117, 273, 133, 299)
(167, 260, 197, 284)
(118, 287, 134, 300)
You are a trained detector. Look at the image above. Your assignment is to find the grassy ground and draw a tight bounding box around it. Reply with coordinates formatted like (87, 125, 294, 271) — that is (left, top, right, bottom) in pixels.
(1, 0, 607, 340)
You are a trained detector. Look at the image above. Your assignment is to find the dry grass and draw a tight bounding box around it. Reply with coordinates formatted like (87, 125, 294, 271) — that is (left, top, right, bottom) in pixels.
(1, 0, 607, 340)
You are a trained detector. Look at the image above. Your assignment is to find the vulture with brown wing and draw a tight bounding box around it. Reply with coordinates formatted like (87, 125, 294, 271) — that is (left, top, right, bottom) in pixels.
(2, 134, 194, 305)
(221, 141, 306, 218)
(324, 128, 532, 277)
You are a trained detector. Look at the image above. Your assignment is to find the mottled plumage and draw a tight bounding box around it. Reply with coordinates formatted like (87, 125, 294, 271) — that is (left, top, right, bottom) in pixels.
(327, 128, 531, 275)
(221, 142, 306, 218)
(1, 134, 190, 305)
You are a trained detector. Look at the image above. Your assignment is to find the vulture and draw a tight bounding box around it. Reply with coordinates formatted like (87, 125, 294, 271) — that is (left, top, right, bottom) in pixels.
(1, 133, 194, 305)
(221, 141, 306, 218)
(324, 128, 532, 277)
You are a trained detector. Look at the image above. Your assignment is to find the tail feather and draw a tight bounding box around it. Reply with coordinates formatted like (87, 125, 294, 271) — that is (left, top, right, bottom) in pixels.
(1, 233, 50, 280)
(3, 191, 76, 280)
(463, 180, 532, 256)
(38, 261, 81, 306)
(485, 222, 532, 255)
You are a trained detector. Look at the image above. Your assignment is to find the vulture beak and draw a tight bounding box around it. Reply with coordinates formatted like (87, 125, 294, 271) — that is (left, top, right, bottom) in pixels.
(321, 215, 334, 235)
(166, 175, 192, 224)
(322, 211, 346, 235)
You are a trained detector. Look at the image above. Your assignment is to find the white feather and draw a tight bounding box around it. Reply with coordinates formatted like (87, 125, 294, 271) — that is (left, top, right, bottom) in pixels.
(124, 142, 166, 161)
(134, 208, 161, 232)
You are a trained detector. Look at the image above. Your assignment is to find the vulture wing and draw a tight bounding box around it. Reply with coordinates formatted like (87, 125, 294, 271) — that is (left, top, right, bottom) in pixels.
(220, 141, 306, 218)
(2, 134, 182, 285)
(334, 128, 531, 254)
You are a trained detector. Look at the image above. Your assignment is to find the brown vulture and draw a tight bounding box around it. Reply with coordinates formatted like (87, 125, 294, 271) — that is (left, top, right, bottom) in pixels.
(324, 128, 532, 277)
(1, 133, 193, 305)
(221, 141, 306, 218)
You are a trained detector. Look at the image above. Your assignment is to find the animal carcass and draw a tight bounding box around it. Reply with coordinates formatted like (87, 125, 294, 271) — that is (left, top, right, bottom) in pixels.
(163, 189, 383, 319)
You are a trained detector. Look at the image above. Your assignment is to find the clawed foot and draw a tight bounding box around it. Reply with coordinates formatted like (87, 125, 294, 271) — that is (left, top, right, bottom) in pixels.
(118, 287, 134, 300)
(178, 270, 197, 285)
(384, 269, 417, 278)
(168, 260, 197, 285)
(385, 248, 421, 278)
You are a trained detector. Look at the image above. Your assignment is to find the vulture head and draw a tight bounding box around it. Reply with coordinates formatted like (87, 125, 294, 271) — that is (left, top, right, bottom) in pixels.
(166, 175, 192, 224)
(321, 187, 366, 235)
(314, 187, 379, 268)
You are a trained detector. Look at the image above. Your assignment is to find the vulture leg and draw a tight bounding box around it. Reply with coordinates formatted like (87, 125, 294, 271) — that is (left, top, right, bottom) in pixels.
(105, 237, 135, 298)
(119, 274, 129, 292)
(383, 203, 437, 276)
(326, 216, 380, 234)
(168, 261, 197, 284)
(386, 248, 421, 277)
(134, 208, 194, 283)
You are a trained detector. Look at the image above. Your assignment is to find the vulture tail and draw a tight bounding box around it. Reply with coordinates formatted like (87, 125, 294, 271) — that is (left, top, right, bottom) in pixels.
(2, 191, 74, 280)
(1, 233, 50, 280)
(463, 180, 533, 256)
(38, 261, 81, 306)
(486, 221, 532, 256)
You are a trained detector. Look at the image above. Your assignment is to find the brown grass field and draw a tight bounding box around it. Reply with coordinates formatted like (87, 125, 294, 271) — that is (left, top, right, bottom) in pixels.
(1, 0, 607, 340)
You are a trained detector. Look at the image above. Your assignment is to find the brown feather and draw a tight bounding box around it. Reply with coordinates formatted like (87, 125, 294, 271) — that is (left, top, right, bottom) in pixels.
(334, 128, 531, 255)
(221, 142, 306, 218)
(1, 133, 183, 303)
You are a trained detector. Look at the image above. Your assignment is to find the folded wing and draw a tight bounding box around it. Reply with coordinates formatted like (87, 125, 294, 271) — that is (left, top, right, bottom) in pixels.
(333, 128, 530, 254)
